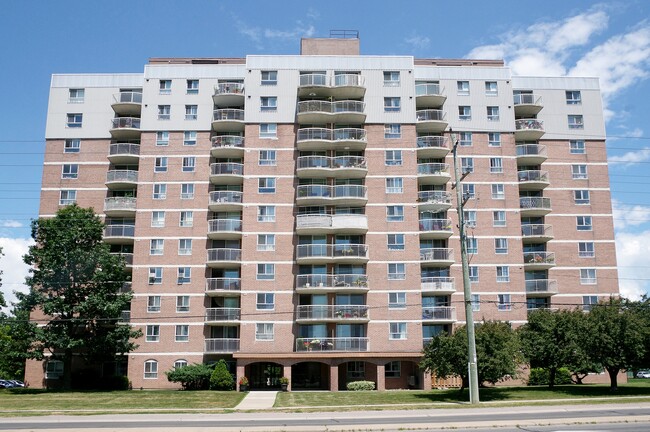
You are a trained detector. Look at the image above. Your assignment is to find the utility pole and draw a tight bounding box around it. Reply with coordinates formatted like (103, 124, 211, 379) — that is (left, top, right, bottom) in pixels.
(451, 132, 480, 404)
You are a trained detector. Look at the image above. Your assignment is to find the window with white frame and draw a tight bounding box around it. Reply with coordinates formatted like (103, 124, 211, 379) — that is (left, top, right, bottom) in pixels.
(385, 361, 401, 378)
(147, 296, 161, 313)
(62, 164, 78, 179)
(66, 113, 82, 128)
(183, 131, 197, 146)
(461, 157, 474, 173)
(389, 322, 407, 339)
(462, 183, 475, 199)
(153, 183, 167, 199)
(182, 157, 196, 172)
(149, 267, 162, 284)
(177, 267, 191, 284)
(174, 295, 189, 313)
(491, 183, 505, 199)
(256, 293, 275, 310)
(388, 292, 406, 309)
(488, 132, 501, 147)
(256, 323, 274, 340)
(59, 190, 76, 205)
(387, 205, 404, 222)
(146, 325, 160, 342)
(257, 263, 275, 280)
(154, 157, 167, 172)
(471, 293, 480, 311)
(570, 140, 586, 154)
(178, 239, 192, 255)
(258, 178, 276, 193)
(574, 190, 590, 205)
(572, 164, 588, 179)
(259, 150, 276, 166)
(175, 325, 189, 342)
(493, 210, 506, 227)
(174, 359, 188, 369)
(388, 263, 406, 280)
(180, 183, 194, 199)
(384, 97, 401, 112)
(347, 361, 365, 379)
(496, 266, 510, 282)
(144, 360, 158, 378)
(383, 71, 400, 86)
(566, 90, 582, 105)
(580, 268, 597, 284)
(495, 238, 508, 254)
(179, 211, 193, 227)
(68, 88, 85, 103)
(257, 234, 275, 251)
(159, 79, 171, 94)
(156, 131, 169, 146)
(490, 157, 503, 173)
(464, 210, 477, 228)
(384, 124, 401, 138)
(186, 79, 199, 94)
(568, 114, 584, 129)
(157, 105, 170, 120)
(498, 294, 512, 311)
(487, 106, 500, 121)
(387, 234, 405, 251)
(258, 205, 276, 222)
(469, 266, 479, 282)
(458, 106, 471, 120)
(459, 132, 472, 146)
(185, 105, 197, 120)
(64, 139, 80, 153)
(466, 237, 478, 254)
(485, 81, 497, 95)
(385, 150, 402, 166)
(261, 70, 277, 85)
(260, 96, 277, 111)
(582, 295, 598, 312)
(151, 211, 165, 227)
(579, 242, 595, 258)
(386, 177, 403, 193)
(577, 216, 593, 231)
(457, 81, 470, 95)
(150, 239, 164, 256)
(259, 123, 277, 138)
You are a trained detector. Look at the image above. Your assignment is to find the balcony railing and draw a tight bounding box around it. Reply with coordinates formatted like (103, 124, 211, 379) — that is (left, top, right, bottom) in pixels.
(210, 163, 243, 175)
(420, 248, 454, 261)
(417, 191, 452, 205)
(113, 91, 142, 104)
(119, 310, 131, 323)
(421, 277, 455, 292)
(295, 337, 368, 352)
(525, 279, 558, 295)
(109, 143, 140, 157)
(212, 135, 244, 149)
(296, 305, 369, 320)
(297, 100, 365, 114)
(523, 252, 556, 265)
(104, 225, 135, 237)
(422, 306, 456, 321)
(333, 74, 364, 87)
(415, 83, 443, 97)
(111, 117, 141, 129)
(209, 191, 243, 205)
(205, 308, 241, 322)
(296, 214, 367, 231)
(297, 184, 367, 200)
(515, 119, 544, 132)
(207, 248, 242, 262)
(206, 277, 241, 293)
(106, 170, 138, 183)
(297, 244, 369, 260)
(208, 219, 242, 233)
(111, 253, 133, 266)
(297, 127, 367, 143)
(516, 144, 547, 158)
(514, 94, 541, 105)
(522, 224, 553, 238)
(104, 197, 136, 212)
(417, 163, 450, 175)
(297, 155, 366, 170)
(518, 170, 549, 183)
(299, 73, 328, 87)
(519, 197, 552, 210)
(205, 338, 240, 353)
(212, 109, 245, 121)
(417, 136, 448, 150)
(296, 274, 368, 289)
(419, 218, 453, 233)
(214, 82, 244, 95)
(416, 109, 446, 121)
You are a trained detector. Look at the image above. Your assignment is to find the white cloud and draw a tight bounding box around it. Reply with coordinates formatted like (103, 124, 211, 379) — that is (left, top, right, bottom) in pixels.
(0, 220, 23, 228)
(609, 147, 650, 166)
(404, 34, 431, 50)
(0, 237, 33, 310)
(615, 229, 650, 300)
(265, 24, 315, 40)
(234, 16, 317, 47)
(612, 199, 650, 230)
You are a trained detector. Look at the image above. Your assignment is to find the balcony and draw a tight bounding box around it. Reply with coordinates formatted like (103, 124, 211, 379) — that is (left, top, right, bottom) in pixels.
(296, 243, 369, 264)
(295, 214, 368, 235)
(205, 308, 241, 324)
(296, 305, 369, 323)
(417, 136, 450, 158)
(211, 136, 245, 158)
(206, 278, 241, 296)
(525, 279, 558, 297)
(112, 91, 142, 115)
(208, 191, 243, 212)
(420, 248, 454, 266)
(417, 163, 451, 185)
(296, 156, 367, 179)
(417, 191, 453, 212)
(516, 144, 547, 165)
(515, 119, 544, 141)
(295, 274, 369, 293)
(106, 170, 138, 189)
(523, 251, 556, 270)
(212, 109, 245, 132)
(416, 109, 448, 133)
(118, 282, 132, 294)
(296, 184, 368, 206)
(513, 93, 543, 117)
(422, 306, 456, 323)
(298, 73, 329, 97)
(110, 117, 141, 139)
(421, 277, 455, 294)
(521, 224, 554, 243)
(108, 143, 140, 164)
(331, 74, 366, 99)
(206, 248, 242, 268)
(207, 219, 242, 239)
(519, 197, 552, 216)
(111, 253, 133, 268)
(415, 83, 446, 108)
(419, 218, 453, 239)
(118, 310, 131, 324)
(209, 163, 244, 185)
(104, 197, 136, 217)
(295, 337, 368, 352)
(517, 170, 550, 190)
(296, 128, 367, 151)
(212, 82, 245, 106)
(103, 224, 135, 244)
(297, 100, 366, 124)
(205, 338, 240, 353)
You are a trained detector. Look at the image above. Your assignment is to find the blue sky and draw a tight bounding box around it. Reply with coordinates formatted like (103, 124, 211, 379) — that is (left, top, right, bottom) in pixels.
(1, 0, 650, 305)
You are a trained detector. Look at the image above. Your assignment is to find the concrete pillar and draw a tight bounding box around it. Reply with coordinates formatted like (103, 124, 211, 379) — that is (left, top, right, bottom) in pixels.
(236, 364, 246, 391)
(330, 364, 339, 391)
(376, 363, 385, 391)
(283, 365, 292, 391)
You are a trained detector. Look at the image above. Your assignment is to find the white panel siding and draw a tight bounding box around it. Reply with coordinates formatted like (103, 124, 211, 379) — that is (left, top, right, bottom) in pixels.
(51, 74, 143, 88)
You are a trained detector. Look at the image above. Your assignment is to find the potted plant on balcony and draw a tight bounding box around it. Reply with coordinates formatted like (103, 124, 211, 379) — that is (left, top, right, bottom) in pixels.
(279, 376, 290, 392)
(239, 376, 249, 392)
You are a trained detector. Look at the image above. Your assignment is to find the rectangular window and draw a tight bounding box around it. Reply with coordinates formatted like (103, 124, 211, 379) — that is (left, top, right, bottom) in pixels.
(462, 184, 475, 199)
(68, 88, 85, 103)
(259, 150, 277, 166)
(466, 237, 478, 254)
(458, 106, 471, 120)
(570, 140, 586, 154)
(159, 79, 171, 94)
(151, 211, 165, 228)
(183, 131, 197, 146)
(150, 239, 164, 256)
(154, 157, 168, 172)
(580, 268, 597, 284)
(471, 294, 480, 311)
(179, 211, 193, 227)
(469, 266, 479, 282)
(182, 157, 196, 172)
(384, 124, 401, 138)
(384, 97, 401, 112)
(385, 150, 402, 166)
(488, 132, 501, 147)
(457, 81, 470, 95)
(388, 263, 406, 280)
(386, 177, 403, 193)
(64, 139, 80, 153)
(389, 322, 407, 340)
(153, 183, 167, 199)
(258, 205, 276, 222)
(577, 216, 593, 231)
(158, 105, 170, 120)
(144, 360, 158, 379)
(493, 210, 506, 227)
(385, 361, 401, 378)
(491, 184, 505, 199)
(485, 81, 497, 95)
(66, 113, 82, 128)
(464, 210, 477, 228)
(459, 132, 472, 146)
(256, 323, 274, 340)
(496, 266, 510, 282)
(156, 131, 169, 146)
(185, 105, 198, 120)
(260, 96, 277, 111)
(572, 164, 588, 179)
(347, 361, 365, 379)
(176, 296, 190, 313)
(148, 267, 162, 284)
(566, 90, 582, 105)
(494, 238, 508, 254)
(574, 190, 590, 205)
(487, 106, 500, 121)
(180, 184, 194, 199)
(383, 71, 400, 86)
(568, 115, 584, 129)
(387, 205, 404, 222)
(260, 123, 277, 138)
(257, 234, 276, 251)
(583, 295, 598, 312)
(175, 325, 189, 342)
(579, 242, 595, 258)
(461, 157, 474, 173)
(388, 292, 406, 309)
(498, 294, 512, 311)
(178, 239, 192, 256)
(59, 190, 76, 205)
(177, 267, 191, 284)
(62, 164, 79, 179)
(490, 158, 503, 173)
(261, 71, 277, 85)
(258, 178, 276, 193)
(145, 325, 160, 342)
(387, 234, 405, 251)
(186, 79, 199, 94)
(147, 296, 161, 313)
(256, 293, 275, 310)
(257, 263, 275, 280)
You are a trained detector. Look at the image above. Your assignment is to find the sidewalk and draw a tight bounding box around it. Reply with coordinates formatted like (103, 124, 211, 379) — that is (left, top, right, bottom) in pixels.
(235, 391, 278, 410)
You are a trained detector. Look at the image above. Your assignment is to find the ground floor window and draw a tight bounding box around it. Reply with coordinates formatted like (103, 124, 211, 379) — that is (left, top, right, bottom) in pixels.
(347, 361, 365, 379)
(385, 361, 401, 378)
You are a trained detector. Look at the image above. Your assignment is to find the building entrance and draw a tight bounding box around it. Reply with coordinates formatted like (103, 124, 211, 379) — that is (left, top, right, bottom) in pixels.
(248, 362, 282, 390)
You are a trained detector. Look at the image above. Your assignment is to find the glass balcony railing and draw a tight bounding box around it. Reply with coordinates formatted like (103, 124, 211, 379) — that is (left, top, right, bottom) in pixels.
(297, 185, 367, 200)
(206, 248, 242, 262)
(415, 83, 443, 97)
(297, 155, 366, 170)
(523, 252, 556, 265)
(212, 135, 244, 149)
(214, 82, 244, 95)
(205, 308, 241, 322)
(417, 136, 448, 150)
(296, 305, 369, 320)
(421, 277, 455, 292)
(525, 279, 558, 295)
(208, 219, 242, 233)
(419, 218, 453, 233)
(519, 197, 552, 210)
(420, 248, 454, 261)
(210, 163, 243, 175)
(205, 338, 240, 353)
(212, 109, 245, 122)
(516, 144, 547, 158)
(209, 191, 243, 205)
(518, 170, 549, 183)
(104, 225, 135, 237)
(514, 93, 541, 106)
(111, 117, 141, 129)
(106, 170, 138, 183)
(296, 274, 368, 289)
(296, 244, 369, 260)
(522, 224, 553, 238)
(417, 163, 450, 175)
(297, 100, 365, 115)
(206, 277, 241, 293)
(296, 128, 367, 142)
(422, 306, 456, 321)
(416, 109, 446, 122)
(295, 337, 368, 352)
(109, 143, 140, 157)
(417, 191, 452, 205)
(113, 91, 142, 104)
(515, 119, 544, 132)
(104, 197, 136, 212)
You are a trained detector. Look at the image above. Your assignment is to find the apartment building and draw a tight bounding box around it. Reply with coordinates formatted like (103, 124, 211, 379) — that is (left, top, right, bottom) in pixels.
(28, 35, 618, 390)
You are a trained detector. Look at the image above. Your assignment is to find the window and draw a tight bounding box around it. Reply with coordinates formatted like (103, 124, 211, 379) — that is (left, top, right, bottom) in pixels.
(182, 157, 196, 172)
(498, 294, 512, 311)
(485, 81, 497, 95)
(178, 239, 192, 256)
(583, 295, 598, 312)
(462, 184, 475, 199)
(572, 164, 588, 179)
(175, 296, 190, 313)
(256, 323, 274, 340)
(457, 81, 470, 95)
(487, 106, 500, 121)
(175, 325, 189, 342)
(387, 234, 405, 251)
(389, 322, 407, 340)
(260, 123, 277, 138)
(383, 71, 400, 86)
(183, 131, 197, 146)
(259, 150, 276, 166)
(156, 131, 169, 146)
(146, 325, 160, 342)
(496, 266, 510, 282)
(388, 263, 406, 280)
(490, 158, 503, 173)
(147, 296, 161, 313)
(180, 211, 193, 227)
(385, 150, 402, 166)
(464, 210, 477, 228)
(574, 190, 590, 205)
(144, 360, 158, 379)
(260, 96, 277, 111)
(180, 183, 194, 199)
(158, 105, 170, 120)
(384, 97, 401, 112)
(257, 234, 275, 251)
(261, 70, 277, 85)
(385, 361, 401, 378)
(59, 190, 76, 206)
(62, 164, 78, 179)
(154, 157, 168, 172)
(150, 239, 164, 256)
(153, 183, 167, 199)
(568, 115, 584, 129)
(461, 157, 474, 173)
(580, 268, 597, 284)
(347, 361, 365, 379)
(570, 140, 586, 154)
(384, 124, 401, 138)
(493, 210, 506, 227)
(256, 293, 275, 310)
(386, 177, 403, 193)
(258, 205, 276, 222)
(579, 242, 595, 258)
(258, 178, 276, 193)
(566, 90, 582, 105)
(174, 360, 188, 369)
(185, 105, 197, 120)
(66, 113, 82, 128)
(458, 106, 471, 120)
(387, 205, 404, 222)
(257, 263, 275, 280)
(577, 216, 593, 231)
(68, 88, 84, 103)
(469, 266, 479, 282)
(494, 238, 508, 254)
(186, 79, 199, 94)
(466, 237, 478, 254)
(488, 132, 501, 147)
(459, 132, 472, 146)
(148, 267, 162, 284)
(177, 267, 191, 284)
(491, 184, 505, 199)
(64, 139, 80, 153)
(159, 79, 171, 94)
(388, 292, 406, 309)
(471, 294, 480, 311)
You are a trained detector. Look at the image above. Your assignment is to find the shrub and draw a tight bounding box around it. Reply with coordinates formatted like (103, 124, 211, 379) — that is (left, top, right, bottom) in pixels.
(166, 363, 213, 390)
(210, 360, 235, 390)
(528, 367, 572, 386)
(346, 380, 375, 391)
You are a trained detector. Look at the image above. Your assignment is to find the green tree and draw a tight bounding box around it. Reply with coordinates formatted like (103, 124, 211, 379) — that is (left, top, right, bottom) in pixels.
(22, 205, 141, 389)
(166, 363, 213, 390)
(421, 328, 468, 389)
(0, 298, 38, 380)
(209, 359, 234, 390)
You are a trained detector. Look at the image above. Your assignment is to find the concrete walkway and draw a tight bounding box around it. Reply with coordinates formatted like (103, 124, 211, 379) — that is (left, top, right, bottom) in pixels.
(235, 391, 278, 410)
